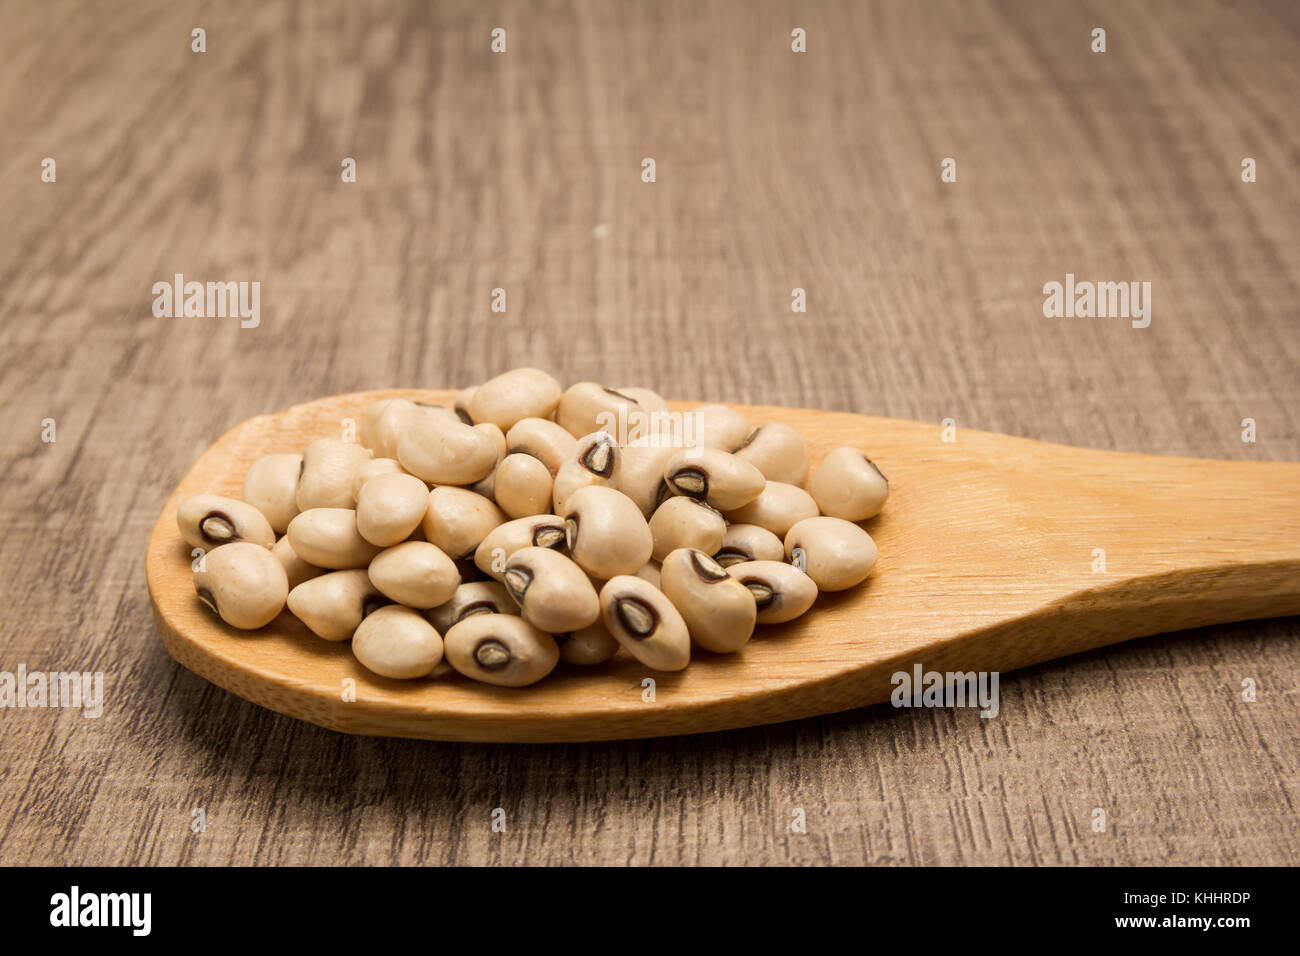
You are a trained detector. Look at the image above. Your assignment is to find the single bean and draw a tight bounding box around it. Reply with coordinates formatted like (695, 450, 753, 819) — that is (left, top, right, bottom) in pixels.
(494, 453, 554, 519)
(503, 546, 601, 634)
(733, 423, 810, 486)
(297, 438, 371, 511)
(634, 560, 662, 590)
(598, 575, 690, 671)
(287, 569, 389, 641)
(367, 540, 461, 609)
(564, 485, 654, 579)
(422, 486, 506, 559)
(809, 446, 889, 520)
(443, 613, 559, 687)
(725, 560, 819, 624)
(713, 523, 785, 567)
(272, 534, 325, 590)
(505, 417, 577, 476)
(552, 430, 620, 514)
(362, 398, 459, 459)
(784, 516, 878, 591)
(426, 580, 517, 633)
(351, 457, 408, 498)
(724, 481, 819, 538)
(194, 541, 288, 629)
(474, 515, 568, 581)
(397, 406, 498, 485)
(553, 622, 620, 666)
(177, 494, 275, 550)
(286, 508, 383, 569)
(690, 404, 752, 451)
(352, 605, 444, 679)
(360, 398, 409, 456)
(613, 386, 669, 414)
(615, 440, 677, 518)
(557, 382, 649, 438)
(659, 548, 756, 653)
(242, 453, 302, 533)
(648, 496, 726, 562)
(467, 367, 563, 430)
(663, 447, 765, 511)
(356, 472, 429, 546)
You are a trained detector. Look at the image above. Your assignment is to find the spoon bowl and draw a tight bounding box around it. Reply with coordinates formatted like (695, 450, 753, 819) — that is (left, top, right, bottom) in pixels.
(146, 390, 1300, 742)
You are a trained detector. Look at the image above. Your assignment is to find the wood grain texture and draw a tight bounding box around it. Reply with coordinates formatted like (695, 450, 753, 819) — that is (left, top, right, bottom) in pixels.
(1, 0, 1298, 863)
(146, 390, 1300, 742)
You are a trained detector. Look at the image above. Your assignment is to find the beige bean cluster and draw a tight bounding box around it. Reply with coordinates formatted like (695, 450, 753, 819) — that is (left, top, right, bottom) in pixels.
(177, 368, 889, 688)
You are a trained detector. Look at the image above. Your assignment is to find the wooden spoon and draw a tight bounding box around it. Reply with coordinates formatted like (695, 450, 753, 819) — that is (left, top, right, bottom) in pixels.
(146, 389, 1300, 742)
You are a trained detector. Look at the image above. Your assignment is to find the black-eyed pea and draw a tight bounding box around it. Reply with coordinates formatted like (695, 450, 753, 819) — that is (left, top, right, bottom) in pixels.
(506, 417, 577, 476)
(784, 516, 878, 591)
(634, 560, 662, 589)
(503, 546, 601, 634)
(598, 575, 690, 671)
(614, 386, 669, 414)
(494, 453, 554, 519)
(177, 494, 276, 550)
(351, 605, 444, 679)
(734, 423, 810, 486)
(552, 431, 620, 514)
(351, 457, 409, 498)
(355, 472, 429, 547)
(367, 541, 461, 609)
(724, 481, 819, 538)
(690, 404, 752, 452)
(809, 446, 890, 520)
(659, 548, 756, 653)
(297, 438, 371, 511)
(714, 523, 785, 567)
(564, 485, 654, 579)
(466, 367, 563, 430)
(443, 613, 559, 687)
(396, 406, 498, 485)
(422, 486, 506, 560)
(616, 440, 677, 518)
(474, 515, 567, 581)
(286, 508, 382, 569)
(362, 399, 417, 456)
(663, 447, 765, 511)
(726, 560, 819, 624)
(648, 496, 726, 562)
(193, 542, 288, 629)
(272, 534, 325, 590)
(361, 399, 458, 458)
(556, 382, 653, 438)
(426, 580, 517, 633)
(553, 621, 620, 666)
(242, 454, 302, 533)
(286, 569, 389, 641)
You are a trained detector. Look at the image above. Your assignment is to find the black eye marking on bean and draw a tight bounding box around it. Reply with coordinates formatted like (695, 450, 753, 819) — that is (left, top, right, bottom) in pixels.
(503, 566, 533, 605)
(689, 550, 729, 582)
(474, 638, 511, 671)
(615, 597, 658, 638)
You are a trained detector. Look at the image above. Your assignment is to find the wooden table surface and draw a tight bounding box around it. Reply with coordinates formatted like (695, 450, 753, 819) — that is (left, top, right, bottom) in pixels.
(1, 0, 1297, 866)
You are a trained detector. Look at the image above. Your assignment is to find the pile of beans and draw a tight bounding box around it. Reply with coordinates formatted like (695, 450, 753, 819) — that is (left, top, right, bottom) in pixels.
(177, 368, 888, 687)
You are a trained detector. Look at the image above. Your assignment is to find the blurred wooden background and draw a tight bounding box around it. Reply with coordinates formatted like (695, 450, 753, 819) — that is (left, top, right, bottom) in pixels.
(0, 0, 1296, 865)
